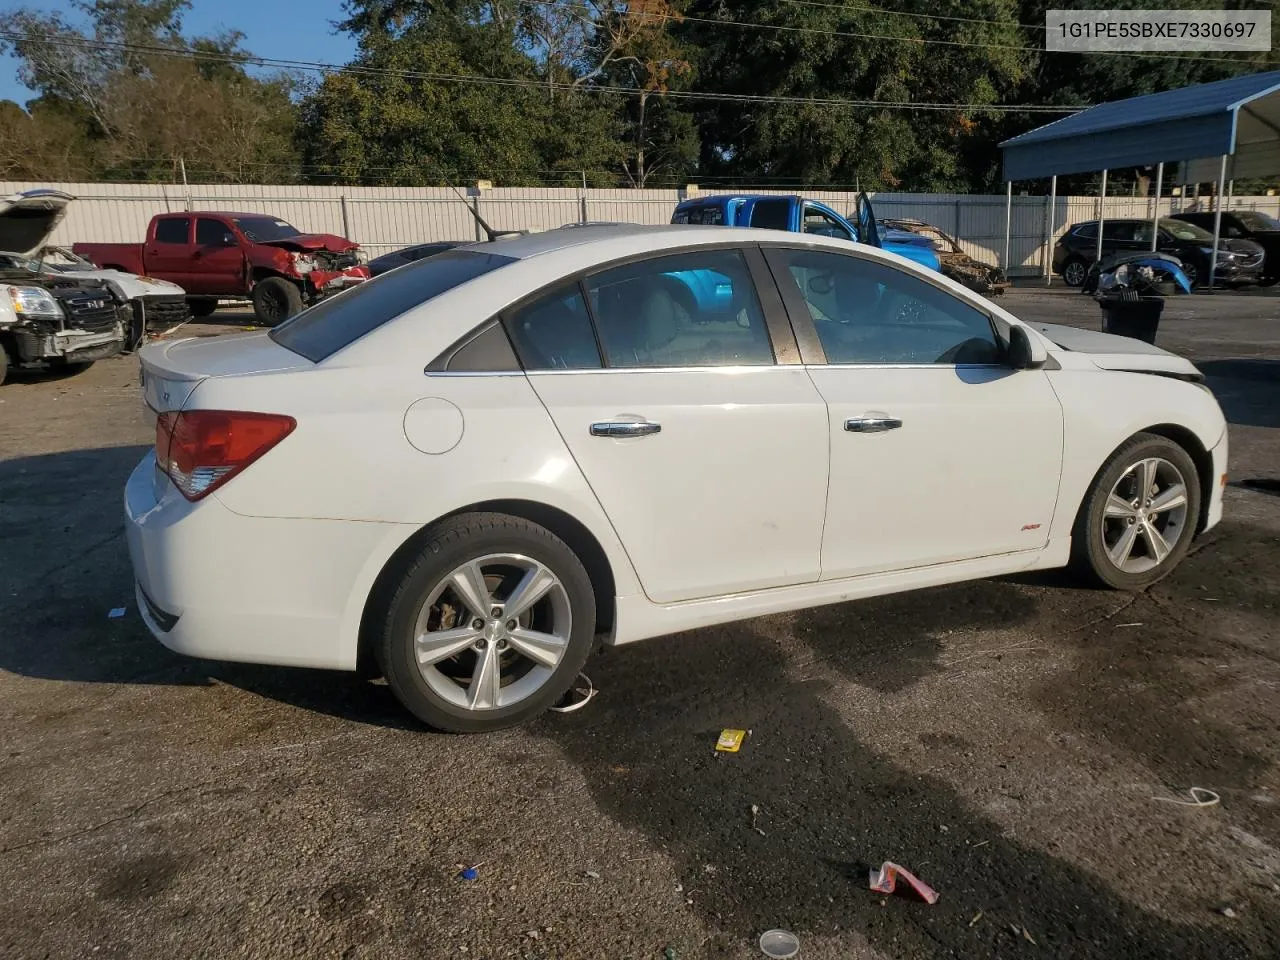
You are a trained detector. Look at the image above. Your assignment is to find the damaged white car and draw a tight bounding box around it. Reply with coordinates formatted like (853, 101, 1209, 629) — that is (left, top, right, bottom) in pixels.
(0, 190, 191, 347)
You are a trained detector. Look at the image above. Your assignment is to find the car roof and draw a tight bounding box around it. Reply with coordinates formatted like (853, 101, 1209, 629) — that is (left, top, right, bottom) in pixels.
(454, 222, 746, 260)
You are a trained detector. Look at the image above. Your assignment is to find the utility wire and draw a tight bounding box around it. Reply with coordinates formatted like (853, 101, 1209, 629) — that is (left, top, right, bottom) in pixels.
(0, 31, 1083, 111)
(522, 0, 1267, 66)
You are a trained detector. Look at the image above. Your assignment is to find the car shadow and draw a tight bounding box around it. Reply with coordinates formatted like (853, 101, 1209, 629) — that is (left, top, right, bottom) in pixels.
(1198, 358, 1280, 429)
(531, 623, 1280, 958)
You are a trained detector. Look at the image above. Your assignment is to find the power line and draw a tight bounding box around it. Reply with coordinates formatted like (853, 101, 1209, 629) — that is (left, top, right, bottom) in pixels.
(522, 0, 1267, 66)
(0, 32, 1083, 112)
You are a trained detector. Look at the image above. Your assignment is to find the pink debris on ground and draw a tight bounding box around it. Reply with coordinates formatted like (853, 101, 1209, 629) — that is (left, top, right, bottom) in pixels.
(869, 861, 940, 904)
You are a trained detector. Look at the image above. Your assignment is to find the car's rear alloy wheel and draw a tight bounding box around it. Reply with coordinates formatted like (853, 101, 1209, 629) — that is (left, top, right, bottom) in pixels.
(1073, 434, 1201, 590)
(1062, 259, 1088, 287)
(376, 513, 595, 732)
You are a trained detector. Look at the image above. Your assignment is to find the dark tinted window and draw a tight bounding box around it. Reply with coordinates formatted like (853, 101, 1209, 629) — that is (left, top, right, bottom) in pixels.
(196, 218, 232, 245)
(672, 206, 724, 226)
(586, 250, 773, 368)
(750, 199, 790, 230)
(776, 248, 1001, 365)
(444, 323, 520, 372)
(505, 283, 601, 370)
(1072, 222, 1098, 239)
(1102, 221, 1135, 241)
(270, 251, 514, 362)
(154, 218, 190, 244)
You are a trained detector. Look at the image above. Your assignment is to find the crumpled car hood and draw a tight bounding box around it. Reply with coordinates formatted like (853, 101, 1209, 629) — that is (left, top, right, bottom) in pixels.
(257, 234, 359, 254)
(1031, 322, 1202, 378)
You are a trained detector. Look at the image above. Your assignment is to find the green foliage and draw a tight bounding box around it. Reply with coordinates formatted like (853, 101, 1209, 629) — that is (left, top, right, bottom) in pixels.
(2, 0, 1278, 191)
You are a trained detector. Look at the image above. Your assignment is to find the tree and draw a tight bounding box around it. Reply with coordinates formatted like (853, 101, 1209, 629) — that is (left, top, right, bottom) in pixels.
(304, 1, 626, 185)
(0, 0, 301, 182)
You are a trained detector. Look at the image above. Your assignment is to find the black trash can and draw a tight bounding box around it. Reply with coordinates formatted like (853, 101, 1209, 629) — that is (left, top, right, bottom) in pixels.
(1100, 297, 1164, 344)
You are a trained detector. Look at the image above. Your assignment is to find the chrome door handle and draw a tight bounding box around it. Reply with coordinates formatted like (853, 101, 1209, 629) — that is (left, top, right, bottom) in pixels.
(845, 416, 902, 433)
(590, 420, 662, 438)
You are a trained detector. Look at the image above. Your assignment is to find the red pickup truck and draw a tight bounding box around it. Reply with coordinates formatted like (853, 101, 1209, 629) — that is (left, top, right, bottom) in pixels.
(74, 212, 370, 325)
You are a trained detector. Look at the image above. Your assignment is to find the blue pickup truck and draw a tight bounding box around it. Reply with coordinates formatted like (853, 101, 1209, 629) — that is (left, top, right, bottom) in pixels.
(671, 193, 942, 272)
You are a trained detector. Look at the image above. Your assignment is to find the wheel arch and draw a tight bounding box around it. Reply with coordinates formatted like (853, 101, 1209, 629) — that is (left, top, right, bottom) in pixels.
(1074, 424, 1213, 537)
(1139, 423, 1213, 533)
(355, 498, 618, 678)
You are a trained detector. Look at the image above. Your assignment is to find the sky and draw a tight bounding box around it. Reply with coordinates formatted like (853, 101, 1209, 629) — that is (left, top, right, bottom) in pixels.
(1, 0, 358, 105)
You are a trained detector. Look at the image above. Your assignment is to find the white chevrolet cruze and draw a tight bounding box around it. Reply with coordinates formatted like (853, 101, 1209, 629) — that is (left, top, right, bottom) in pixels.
(126, 225, 1227, 731)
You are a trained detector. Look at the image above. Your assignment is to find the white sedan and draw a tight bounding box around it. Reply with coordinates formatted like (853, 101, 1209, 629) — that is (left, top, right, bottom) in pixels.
(126, 225, 1227, 731)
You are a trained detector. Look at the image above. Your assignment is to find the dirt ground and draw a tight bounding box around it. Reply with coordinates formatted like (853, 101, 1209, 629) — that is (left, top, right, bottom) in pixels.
(2, 288, 1279, 960)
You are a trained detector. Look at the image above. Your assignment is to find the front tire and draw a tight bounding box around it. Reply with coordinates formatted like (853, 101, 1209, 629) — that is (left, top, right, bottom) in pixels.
(1072, 433, 1201, 590)
(374, 513, 597, 733)
(251, 277, 303, 326)
(188, 298, 219, 318)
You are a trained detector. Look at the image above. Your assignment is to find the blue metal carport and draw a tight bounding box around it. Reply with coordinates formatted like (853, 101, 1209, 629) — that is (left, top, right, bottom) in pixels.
(998, 71, 1280, 287)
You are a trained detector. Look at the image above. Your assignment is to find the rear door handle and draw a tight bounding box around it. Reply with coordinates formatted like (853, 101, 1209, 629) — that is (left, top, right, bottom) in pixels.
(590, 420, 661, 438)
(845, 416, 902, 433)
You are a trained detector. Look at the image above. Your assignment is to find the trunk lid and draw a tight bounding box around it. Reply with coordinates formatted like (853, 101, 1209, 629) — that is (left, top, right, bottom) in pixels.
(0, 189, 73, 256)
(139, 331, 311, 413)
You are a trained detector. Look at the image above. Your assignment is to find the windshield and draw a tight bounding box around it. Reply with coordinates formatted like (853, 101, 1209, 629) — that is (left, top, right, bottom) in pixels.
(0, 253, 44, 272)
(1236, 211, 1280, 232)
(1160, 218, 1215, 242)
(231, 217, 301, 242)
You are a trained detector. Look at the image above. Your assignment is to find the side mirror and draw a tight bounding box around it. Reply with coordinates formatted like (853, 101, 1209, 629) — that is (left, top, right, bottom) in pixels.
(808, 274, 833, 295)
(1007, 325, 1045, 370)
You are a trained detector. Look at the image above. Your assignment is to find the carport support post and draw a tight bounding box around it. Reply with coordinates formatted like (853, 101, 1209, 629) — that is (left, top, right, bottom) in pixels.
(1210, 154, 1227, 290)
(1045, 175, 1057, 285)
(1150, 162, 1163, 251)
(1096, 169, 1108, 263)
(1003, 181, 1012, 273)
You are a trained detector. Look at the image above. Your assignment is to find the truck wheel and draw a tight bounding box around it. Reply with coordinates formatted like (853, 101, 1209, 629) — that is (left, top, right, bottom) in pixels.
(0, 342, 9, 386)
(252, 278, 303, 326)
(188, 298, 219, 318)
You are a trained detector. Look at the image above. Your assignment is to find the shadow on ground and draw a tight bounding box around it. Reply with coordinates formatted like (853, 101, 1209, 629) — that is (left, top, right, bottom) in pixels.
(1200, 359, 1280, 429)
(534, 620, 1280, 958)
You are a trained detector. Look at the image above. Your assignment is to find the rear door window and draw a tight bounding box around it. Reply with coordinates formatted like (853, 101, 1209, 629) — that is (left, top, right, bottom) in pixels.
(750, 199, 791, 231)
(270, 250, 514, 362)
(154, 218, 190, 244)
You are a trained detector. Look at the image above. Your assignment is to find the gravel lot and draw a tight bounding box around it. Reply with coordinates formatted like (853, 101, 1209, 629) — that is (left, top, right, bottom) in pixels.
(2, 288, 1279, 959)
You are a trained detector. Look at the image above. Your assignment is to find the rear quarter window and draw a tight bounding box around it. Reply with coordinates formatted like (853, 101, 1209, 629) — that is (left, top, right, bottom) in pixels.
(270, 250, 515, 362)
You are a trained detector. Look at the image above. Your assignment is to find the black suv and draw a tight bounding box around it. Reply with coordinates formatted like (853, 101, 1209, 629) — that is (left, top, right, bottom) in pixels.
(1169, 210, 1280, 285)
(1052, 218, 1264, 288)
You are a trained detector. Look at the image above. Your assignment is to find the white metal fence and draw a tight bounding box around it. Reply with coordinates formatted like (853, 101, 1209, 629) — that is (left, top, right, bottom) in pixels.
(7, 180, 1279, 277)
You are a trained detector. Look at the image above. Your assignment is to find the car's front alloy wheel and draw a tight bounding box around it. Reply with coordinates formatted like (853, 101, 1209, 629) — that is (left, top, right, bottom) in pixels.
(1073, 434, 1201, 590)
(376, 513, 596, 732)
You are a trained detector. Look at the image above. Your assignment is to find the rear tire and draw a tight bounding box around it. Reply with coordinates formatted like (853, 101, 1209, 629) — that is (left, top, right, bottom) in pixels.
(1071, 433, 1201, 590)
(1061, 258, 1088, 287)
(0, 342, 9, 385)
(251, 277, 303, 326)
(374, 512, 596, 733)
(188, 298, 219, 318)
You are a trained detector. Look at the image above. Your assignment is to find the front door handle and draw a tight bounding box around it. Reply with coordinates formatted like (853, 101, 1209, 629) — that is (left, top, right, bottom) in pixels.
(590, 420, 661, 438)
(845, 416, 902, 433)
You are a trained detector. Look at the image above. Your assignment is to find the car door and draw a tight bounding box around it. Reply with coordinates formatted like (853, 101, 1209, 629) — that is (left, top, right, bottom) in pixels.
(144, 216, 193, 285)
(505, 245, 830, 604)
(191, 217, 245, 294)
(854, 192, 882, 248)
(763, 245, 1064, 580)
(1100, 221, 1136, 259)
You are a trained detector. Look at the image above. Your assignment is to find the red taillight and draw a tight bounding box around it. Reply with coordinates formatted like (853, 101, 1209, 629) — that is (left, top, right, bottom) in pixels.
(154, 410, 295, 501)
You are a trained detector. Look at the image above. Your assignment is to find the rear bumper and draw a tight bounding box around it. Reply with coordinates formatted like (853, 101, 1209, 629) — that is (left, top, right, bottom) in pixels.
(124, 452, 411, 671)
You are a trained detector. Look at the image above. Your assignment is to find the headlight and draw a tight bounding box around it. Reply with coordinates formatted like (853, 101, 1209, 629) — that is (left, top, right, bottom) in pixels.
(7, 285, 63, 318)
(290, 252, 316, 273)
(354, 248, 369, 264)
